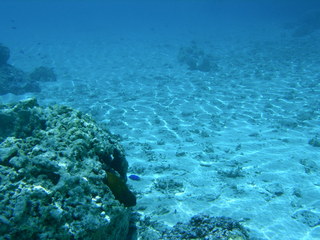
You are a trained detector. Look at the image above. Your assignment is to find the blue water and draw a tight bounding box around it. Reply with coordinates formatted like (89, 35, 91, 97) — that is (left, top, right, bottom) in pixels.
(1, 0, 319, 43)
(1, 1, 320, 239)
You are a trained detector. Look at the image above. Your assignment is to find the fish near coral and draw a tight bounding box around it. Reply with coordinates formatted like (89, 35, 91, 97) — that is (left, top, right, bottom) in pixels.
(106, 171, 136, 207)
(128, 174, 141, 181)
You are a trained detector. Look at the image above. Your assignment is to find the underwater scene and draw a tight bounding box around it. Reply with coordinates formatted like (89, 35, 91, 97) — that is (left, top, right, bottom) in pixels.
(1, 0, 320, 239)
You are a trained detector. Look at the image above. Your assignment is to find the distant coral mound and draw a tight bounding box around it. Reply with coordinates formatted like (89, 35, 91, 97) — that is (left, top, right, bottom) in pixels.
(29, 66, 57, 82)
(162, 214, 249, 240)
(0, 64, 41, 95)
(178, 42, 218, 72)
(0, 44, 57, 95)
(0, 98, 135, 239)
(0, 44, 10, 66)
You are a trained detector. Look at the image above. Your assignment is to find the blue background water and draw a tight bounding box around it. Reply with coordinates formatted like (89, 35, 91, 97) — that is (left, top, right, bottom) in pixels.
(1, 0, 320, 43)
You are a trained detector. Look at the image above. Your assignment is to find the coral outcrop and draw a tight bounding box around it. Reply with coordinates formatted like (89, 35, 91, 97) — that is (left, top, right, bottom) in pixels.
(0, 44, 10, 66)
(0, 44, 57, 95)
(0, 44, 40, 95)
(162, 214, 249, 240)
(0, 98, 135, 239)
(29, 66, 57, 82)
(178, 42, 218, 72)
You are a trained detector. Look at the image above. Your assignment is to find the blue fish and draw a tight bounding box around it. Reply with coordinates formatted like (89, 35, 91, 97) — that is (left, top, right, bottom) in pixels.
(129, 174, 141, 181)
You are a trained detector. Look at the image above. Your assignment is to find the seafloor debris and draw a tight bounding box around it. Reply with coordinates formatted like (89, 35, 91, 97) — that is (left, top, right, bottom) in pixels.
(308, 135, 320, 147)
(292, 210, 320, 227)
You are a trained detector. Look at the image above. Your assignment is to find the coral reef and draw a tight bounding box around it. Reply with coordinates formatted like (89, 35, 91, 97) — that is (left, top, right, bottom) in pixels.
(0, 98, 135, 239)
(0, 43, 40, 95)
(161, 214, 249, 240)
(29, 66, 57, 82)
(0, 44, 10, 66)
(0, 64, 41, 95)
(0, 44, 57, 95)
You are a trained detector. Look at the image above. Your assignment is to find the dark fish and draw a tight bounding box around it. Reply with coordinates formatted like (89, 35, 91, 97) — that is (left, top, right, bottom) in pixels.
(129, 174, 141, 181)
(106, 171, 136, 207)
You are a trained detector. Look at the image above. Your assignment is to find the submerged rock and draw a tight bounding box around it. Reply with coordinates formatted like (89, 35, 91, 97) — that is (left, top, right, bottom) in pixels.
(0, 44, 57, 95)
(292, 210, 320, 227)
(29, 66, 57, 82)
(0, 63, 41, 95)
(178, 42, 218, 72)
(0, 98, 135, 239)
(162, 214, 249, 240)
(0, 44, 10, 66)
(308, 135, 320, 147)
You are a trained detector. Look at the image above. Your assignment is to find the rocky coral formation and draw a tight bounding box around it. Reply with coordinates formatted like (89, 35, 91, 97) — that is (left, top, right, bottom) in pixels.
(178, 42, 218, 72)
(161, 214, 249, 240)
(29, 66, 57, 82)
(0, 44, 57, 95)
(0, 44, 40, 95)
(0, 44, 10, 66)
(0, 98, 135, 239)
(0, 66, 41, 94)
